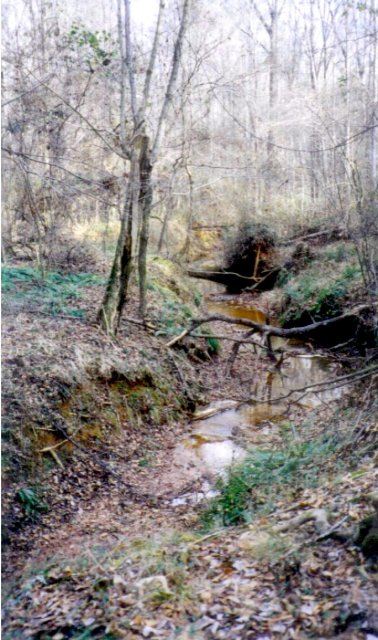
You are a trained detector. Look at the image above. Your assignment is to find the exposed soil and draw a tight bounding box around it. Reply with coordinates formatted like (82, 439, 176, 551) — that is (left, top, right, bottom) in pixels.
(2, 267, 378, 640)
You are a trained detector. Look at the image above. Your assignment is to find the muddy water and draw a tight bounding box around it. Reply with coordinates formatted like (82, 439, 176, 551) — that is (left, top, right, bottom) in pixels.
(167, 299, 345, 506)
(207, 300, 267, 324)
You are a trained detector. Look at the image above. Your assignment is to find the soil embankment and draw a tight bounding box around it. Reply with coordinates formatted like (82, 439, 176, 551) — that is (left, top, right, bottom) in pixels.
(2, 249, 378, 640)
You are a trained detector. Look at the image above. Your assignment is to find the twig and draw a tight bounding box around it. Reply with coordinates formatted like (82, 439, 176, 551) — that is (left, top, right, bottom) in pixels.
(37, 440, 68, 453)
(166, 327, 189, 348)
(187, 528, 237, 547)
(246, 365, 378, 406)
(314, 515, 350, 541)
(50, 450, 64, 469)
(228, 328, 257, 372)
(122, 317, 156, 330)
(185, 332, 270, 350)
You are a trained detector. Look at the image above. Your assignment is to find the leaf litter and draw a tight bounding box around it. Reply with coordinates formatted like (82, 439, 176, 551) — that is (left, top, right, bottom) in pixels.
(2, 278, 378, 640)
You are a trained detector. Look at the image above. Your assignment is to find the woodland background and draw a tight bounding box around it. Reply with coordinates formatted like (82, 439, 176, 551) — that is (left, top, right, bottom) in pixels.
(2, 0, 377, 327)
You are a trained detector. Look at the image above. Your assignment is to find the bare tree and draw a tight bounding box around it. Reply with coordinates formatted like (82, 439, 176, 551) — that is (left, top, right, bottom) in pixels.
(98, 0, 191, 330)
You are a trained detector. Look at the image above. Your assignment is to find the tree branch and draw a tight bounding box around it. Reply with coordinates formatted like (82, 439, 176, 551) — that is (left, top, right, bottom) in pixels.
(152, 0, 191, 162)
(165, 306, 371, 348)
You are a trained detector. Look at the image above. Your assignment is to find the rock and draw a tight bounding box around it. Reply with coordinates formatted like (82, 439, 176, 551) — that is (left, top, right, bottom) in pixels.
(137, 575, 172, 599)
(238, 531, 273, 551)
(199, 590, 213, 604)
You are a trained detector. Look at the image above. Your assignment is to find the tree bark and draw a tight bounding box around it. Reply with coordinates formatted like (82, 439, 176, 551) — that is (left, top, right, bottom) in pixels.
(98, 149, 139, 331)
(99, 0, 190, 330)
(138, 135, 153, 317)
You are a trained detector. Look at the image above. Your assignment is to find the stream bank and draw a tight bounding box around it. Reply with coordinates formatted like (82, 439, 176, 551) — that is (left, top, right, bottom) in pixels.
(151, 296, 349, 510)
(2, 255, 378, 640)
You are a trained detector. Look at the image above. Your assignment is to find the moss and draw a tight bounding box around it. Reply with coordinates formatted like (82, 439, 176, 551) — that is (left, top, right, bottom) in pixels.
(355, 514, 378, 558)
(148, 256, 198, 305)
(361, 531, 378, 558)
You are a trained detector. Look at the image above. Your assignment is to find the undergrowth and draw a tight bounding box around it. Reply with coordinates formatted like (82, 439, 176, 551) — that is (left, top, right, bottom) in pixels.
(15, 486, 48, 521)
(149, 280, 194, 337)
(2, 265, 104, 317)
(281, 263, 361, 323)
(148, 278, 220, 355)
(201, 437, 342, 528)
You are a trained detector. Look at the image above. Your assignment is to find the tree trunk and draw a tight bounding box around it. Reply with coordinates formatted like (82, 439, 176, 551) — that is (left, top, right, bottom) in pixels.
(98, 150, 139, 332)
(138, 136, 153, 317)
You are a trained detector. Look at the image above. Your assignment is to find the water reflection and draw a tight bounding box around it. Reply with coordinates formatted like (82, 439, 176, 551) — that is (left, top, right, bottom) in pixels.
(167, 299, 346, 506)
(207, 301, 267, 324)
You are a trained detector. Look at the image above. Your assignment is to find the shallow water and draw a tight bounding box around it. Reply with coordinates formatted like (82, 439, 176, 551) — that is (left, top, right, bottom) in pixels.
(168, 299, 345, 505)
(207, 300, 267, 324)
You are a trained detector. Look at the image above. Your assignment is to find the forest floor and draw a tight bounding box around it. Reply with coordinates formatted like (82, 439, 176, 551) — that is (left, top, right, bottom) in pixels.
(2, 255, 378, 640)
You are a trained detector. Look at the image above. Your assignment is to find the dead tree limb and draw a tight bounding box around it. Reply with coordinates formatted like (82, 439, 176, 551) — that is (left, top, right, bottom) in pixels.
(165, 306, 369, 348)
(228, 328, 257, 372)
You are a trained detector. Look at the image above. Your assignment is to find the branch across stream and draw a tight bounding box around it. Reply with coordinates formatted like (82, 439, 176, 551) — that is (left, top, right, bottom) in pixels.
(157, 298, 361, 507)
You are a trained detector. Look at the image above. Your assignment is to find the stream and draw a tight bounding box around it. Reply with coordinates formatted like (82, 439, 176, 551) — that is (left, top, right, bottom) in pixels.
(162, 296, 346, 507)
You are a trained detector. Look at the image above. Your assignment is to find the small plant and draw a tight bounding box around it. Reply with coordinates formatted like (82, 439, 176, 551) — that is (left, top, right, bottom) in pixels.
(191, 326, 221, 356)
(149, 281, 193, 337)
(206, 335, 221, 356)
(2, 265, 104, 316)
(276, 268, 292, 288)
(324, 244, 353, 263)
(16, 487, 48, 519)
(193, 290, 203, 307)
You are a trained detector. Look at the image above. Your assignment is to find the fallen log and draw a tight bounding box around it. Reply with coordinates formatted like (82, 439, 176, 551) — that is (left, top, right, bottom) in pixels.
(187, 267, 280, 292)
(279, 226, 350, 246)
(187, 267, 252, 285)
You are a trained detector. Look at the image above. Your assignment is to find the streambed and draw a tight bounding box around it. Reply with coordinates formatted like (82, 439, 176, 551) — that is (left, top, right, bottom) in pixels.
(160, 298, 346, 506)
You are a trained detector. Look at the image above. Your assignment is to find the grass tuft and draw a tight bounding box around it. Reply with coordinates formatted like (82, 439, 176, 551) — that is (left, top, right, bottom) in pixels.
(201, 437, 341, 528)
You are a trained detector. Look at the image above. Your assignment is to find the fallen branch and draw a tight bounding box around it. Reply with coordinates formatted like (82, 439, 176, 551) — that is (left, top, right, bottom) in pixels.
(279, 227, 348, 246)
(245, 268, 281, 292)
(273, 508, 330, 534)
(188, 268, 259, 282)
(315, 515, 350, 541)
(246, 365, 378, 407)
(165, 305, 372, 349)
(271, 509, 354, 553)
(36, 440, 68, 453)
(50, 449, 64, 469)
(178, 332, 268, 349)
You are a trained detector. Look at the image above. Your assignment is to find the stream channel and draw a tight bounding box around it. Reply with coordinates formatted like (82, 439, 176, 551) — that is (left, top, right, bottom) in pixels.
(159, 295, 346, 507)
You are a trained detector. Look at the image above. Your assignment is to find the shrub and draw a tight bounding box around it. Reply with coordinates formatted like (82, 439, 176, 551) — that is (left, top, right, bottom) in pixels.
(323, 243, 354, 263)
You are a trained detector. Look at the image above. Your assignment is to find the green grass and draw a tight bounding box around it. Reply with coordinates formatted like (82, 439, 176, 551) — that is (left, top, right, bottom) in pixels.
(2, 265, 104, 317)
(201, 438, 341, 528)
